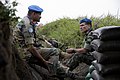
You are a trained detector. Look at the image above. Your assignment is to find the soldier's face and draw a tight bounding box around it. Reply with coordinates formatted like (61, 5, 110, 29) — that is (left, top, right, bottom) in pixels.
(80, 22, 90, 33)
(32, 12, 41, 22)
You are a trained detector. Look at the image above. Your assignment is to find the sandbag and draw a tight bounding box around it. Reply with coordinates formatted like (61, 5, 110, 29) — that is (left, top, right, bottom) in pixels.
(93, 26, 120, 41)
(91, 60, 102, 73)
(90, 39, 120, 52)
(91, 70, 104, 80)
(92, 61, 120, 76)
(91, 51, 120, 64)
(91, 70, 120, 80)
(102, 75, 120, 80)
(89, 65, 95, 73)
(85, 72, 92, 80)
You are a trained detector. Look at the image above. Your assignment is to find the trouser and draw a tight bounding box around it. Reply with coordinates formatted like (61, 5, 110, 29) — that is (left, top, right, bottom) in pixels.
(66, 53, 95, 71)
(28, 64, 43, 80)
(36, 48, 80, 79)
(27, 47, 82, 79)
(26, 48, 61, 75)
(38, 48, 60, 60)
(26, 47, 60, 64)
(37, 48, 60, 72)
(29, 63, 54, 80)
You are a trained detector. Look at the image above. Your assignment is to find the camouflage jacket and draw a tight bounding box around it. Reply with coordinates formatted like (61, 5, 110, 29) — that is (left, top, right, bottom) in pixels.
(83, 29, 94, 51)
(13, 16, 38, 58)
(13, 16, 37, 48)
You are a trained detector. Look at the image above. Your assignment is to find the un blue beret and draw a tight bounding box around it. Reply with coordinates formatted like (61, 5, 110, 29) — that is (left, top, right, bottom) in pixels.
(28, 5, 43, 12)
(80, 18, 92, 24)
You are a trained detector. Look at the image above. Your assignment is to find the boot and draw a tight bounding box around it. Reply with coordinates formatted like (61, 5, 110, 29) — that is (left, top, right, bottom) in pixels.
(56, 65, 80, 79)
(65, 70, 80, 79)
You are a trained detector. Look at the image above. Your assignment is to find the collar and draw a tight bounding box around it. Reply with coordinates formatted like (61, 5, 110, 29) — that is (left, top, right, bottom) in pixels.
(27, 15, 38, 26)
(85, 28, 93, 36)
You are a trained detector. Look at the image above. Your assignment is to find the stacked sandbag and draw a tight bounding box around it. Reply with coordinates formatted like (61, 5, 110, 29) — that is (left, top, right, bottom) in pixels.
(87, 26, 120, 80)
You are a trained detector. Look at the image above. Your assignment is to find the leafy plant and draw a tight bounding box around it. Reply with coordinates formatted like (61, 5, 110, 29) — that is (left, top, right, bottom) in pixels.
(38, 15, 120, 48)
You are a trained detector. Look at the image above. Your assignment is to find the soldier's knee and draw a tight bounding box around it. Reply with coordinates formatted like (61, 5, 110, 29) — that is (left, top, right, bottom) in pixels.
(51, 48, 60, 56)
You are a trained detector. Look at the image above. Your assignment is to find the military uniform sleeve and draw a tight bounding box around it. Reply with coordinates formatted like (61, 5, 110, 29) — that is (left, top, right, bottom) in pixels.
(83, 32, 94, 51)
(17, 17, 35, 46)
(23, 17, 35, 45)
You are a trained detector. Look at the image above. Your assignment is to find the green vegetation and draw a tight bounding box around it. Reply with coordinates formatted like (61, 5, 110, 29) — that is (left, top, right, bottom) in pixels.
(0, 1, 19, 27)
(38, 15, 120, 48)
(1, 0, 120, 48)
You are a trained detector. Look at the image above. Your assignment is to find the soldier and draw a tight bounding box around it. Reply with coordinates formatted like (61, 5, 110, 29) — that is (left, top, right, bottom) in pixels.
(66, 18, 95, 72)
(13, 5, 79, 80)
(53, 18, 96, 80)
(13, 5, 62, 80)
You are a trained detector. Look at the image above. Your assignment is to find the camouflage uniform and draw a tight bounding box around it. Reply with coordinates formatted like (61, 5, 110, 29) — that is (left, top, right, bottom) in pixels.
(13, 16, 60, 68)
(14, 16, 81, 79)
(66, 29, 95, 71)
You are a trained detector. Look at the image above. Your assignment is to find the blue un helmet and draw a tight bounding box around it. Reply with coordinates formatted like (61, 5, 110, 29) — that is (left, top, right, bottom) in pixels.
(80, 18, 92, 25)
(28, 5, 43, 13)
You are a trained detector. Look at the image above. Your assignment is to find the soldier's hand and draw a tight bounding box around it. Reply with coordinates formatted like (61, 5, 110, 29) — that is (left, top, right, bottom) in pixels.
(66, 48, 75, 53)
